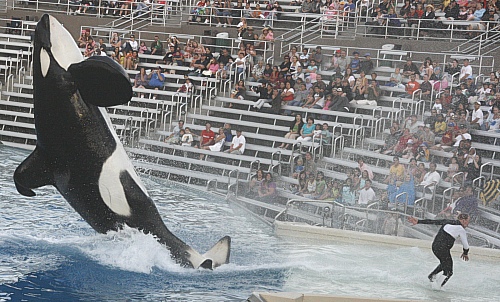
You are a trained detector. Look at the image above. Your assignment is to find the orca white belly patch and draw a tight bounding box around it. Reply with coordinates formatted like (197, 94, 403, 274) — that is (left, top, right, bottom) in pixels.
(98, 148, 133, 216)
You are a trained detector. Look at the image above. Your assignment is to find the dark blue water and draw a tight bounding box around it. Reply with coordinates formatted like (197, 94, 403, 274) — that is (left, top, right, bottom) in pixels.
(2, 145, 500, 302)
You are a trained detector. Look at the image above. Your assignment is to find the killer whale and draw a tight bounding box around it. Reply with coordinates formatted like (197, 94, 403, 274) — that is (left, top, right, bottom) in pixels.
(13, 14, 230, 269)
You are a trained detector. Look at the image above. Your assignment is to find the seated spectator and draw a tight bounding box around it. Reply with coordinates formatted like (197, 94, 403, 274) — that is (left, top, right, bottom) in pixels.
(286, 83, 309, 113)
(201, 128, 226, 154)
(360, 53, 374, 75)
(358, 180, 376, 206)
(463, 150, 481, 182)
(445, 58, 461, 77)
(399, 74, 421, 99)
(404, 114, 420, 134)
(257, 173, 277, 202)
(247, 169, 265, 198)
(203, 58, 219, 77)
(164, 120, 184, 144)
(349, 51, 361, 74)
(430, 67, 448, 92)
(300, 173, 317, 197)
(384, 156, 406, 183)
(402, 58, 420, 79)
(304, 59, 319, 81)
(415, 142, 430, 162)
(327, 87, 350, 112)
(400, 139, 417, 159)
(263, 2, 283, 27)
(134, 67, 149, 92)
(150, 35, 163, 55)
(124, 50, 139, 70)
(146, 67, 165, 93)
(191, 0, 210, 23)
(225, 129, 246, 154)
(420, 4, 436, 36)
(292, 157, 305, 179)
(252, 82, 273, 109)
(295, 171, 308, 195)
(381, 121, 402, 153)
(281, 81, 295, 102)
(304, 151, 317, 176)
(317, 179, 341, 201)
(418, 57, 433, 80)
(199, 122, 215, 148)
(420, 75, 433, 100)
(177, 78, 193, 94)
(419, 162, 441, 192)
(304, 171, 327, 199)
(341, 178, 356, 205)
(389, 173, 416, 205)
(180, 127, 194, 147)
(366, 79, 381, 103)
(259, 88, 282, 114)
(249, 60, 265, 82)
(485, 106, 500, 131)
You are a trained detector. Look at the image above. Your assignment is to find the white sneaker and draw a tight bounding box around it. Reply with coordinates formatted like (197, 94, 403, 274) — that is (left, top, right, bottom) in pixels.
(217, 22, 222, 27)
(223, 23, 227, 27)
(204, 19, 209, 24)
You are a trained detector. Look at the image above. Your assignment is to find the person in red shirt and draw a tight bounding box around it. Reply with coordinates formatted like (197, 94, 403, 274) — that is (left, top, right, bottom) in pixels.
(199, 122, 215, 148)
(399, 74, 420, 99)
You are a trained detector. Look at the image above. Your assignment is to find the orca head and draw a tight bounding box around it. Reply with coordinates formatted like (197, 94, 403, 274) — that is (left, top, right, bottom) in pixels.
(35, 14, 83, 79)
(34, 14, 132, 107)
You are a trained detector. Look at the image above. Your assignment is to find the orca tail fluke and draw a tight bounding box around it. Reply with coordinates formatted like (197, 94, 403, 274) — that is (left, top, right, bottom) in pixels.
(187, 235, 231, 269)
(203, 235, 231, 269)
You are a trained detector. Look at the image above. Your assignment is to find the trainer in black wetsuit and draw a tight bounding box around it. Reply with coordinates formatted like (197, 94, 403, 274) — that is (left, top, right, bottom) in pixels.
(408, 214, 470, 287)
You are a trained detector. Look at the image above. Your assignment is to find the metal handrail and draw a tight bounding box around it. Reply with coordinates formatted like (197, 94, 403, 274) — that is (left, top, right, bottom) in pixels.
(480, 162, 494, 181)
(207, 179, 218, 191)
(451, 171, 465, 188)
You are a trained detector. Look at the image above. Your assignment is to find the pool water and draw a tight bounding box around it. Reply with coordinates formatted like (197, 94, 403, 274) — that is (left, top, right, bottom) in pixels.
(1, 145, 499, 302)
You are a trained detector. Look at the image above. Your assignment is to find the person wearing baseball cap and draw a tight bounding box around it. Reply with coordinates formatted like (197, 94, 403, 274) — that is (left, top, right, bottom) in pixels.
(325, 87, 349, 112)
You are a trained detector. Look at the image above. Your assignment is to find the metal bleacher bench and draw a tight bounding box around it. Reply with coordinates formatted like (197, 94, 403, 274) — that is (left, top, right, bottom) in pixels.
(139, 138, 275, 166)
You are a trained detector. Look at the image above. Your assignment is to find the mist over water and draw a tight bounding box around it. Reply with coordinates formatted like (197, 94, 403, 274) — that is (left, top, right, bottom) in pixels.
(1, 145, 499, 302)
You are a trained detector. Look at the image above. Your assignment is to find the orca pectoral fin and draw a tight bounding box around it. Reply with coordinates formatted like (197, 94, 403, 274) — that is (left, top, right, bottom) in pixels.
(203, 236, 231, 269)
(68, 56, 132, 107)
(14, 147, 54, 197)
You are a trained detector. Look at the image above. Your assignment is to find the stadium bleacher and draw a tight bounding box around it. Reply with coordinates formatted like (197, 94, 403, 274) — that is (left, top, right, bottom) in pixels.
(0, 4, 500, 246)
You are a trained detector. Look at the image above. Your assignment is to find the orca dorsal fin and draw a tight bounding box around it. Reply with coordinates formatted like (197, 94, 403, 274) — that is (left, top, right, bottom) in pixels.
(68, 56, 133, 107)
(14, 147, 55, 197)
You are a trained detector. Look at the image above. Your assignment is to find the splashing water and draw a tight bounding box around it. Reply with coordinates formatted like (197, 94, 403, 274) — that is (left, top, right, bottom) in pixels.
(1, 145, 500, 302)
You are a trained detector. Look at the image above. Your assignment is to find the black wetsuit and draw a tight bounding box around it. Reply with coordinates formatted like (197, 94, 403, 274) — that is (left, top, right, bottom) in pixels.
(417, 219, 470, 287)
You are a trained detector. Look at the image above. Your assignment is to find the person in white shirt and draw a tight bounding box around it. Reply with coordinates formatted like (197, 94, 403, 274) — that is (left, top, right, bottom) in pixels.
(453, 126, 472, 147)
(181, 127, 194, 147)
(225, 129, 246, 155)
(420, 162, 441, 192)
(234, 53, 246, 79)
(459, 59, 472, 83)
(358, 180, 376, 205)
(408, 214, 470, 287)
(470, 101, 484, 130)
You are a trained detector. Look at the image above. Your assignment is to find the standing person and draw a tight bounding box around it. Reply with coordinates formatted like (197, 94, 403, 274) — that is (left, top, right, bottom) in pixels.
(407, 214, 470, 287)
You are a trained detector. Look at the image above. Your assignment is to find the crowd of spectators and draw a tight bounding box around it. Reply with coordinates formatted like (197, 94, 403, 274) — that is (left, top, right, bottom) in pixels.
(74, 22, 500, 221)
(364, 0, 499, 38)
